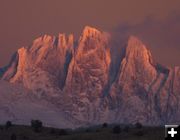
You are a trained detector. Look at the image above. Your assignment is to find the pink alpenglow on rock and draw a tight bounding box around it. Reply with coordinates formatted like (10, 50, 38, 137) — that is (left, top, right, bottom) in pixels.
(0, 26, 180, 128)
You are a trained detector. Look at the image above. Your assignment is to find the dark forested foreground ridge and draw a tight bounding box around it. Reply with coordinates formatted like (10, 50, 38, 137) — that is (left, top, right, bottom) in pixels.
(0, 121, 164, 140)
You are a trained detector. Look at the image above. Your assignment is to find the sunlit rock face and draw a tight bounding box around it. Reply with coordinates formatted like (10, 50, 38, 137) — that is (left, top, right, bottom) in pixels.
(109, 36, 180, 125)
(0, 26, 180, 127)
(63, 26, 111, 122)
(1, 34, 74, 95)
(65, 26, 111, 98)
(111, 36, 157, 96)
(108, 36, 158, 124)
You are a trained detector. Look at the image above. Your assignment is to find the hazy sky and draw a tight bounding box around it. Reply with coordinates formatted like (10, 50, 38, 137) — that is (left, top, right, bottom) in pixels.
(0, 0, 180, 67)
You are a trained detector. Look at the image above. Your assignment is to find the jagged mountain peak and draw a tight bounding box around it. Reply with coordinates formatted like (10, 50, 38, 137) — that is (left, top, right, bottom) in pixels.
(1, 32, 75, 92)
(76, 26, 110, 55)
(115, 35, 158, 91)
(33, 34, 54, 45)
(1, 27, 180, 128)
(125, 35, 153, 64)
(58, 33, 67, 46)
(32, 33, 74, 48)
(80, 26, 108, 42)
(127, 35, 142, 44)
(83, 26, 101, 35)
(67, 34, 74, 47)
(127, 35, 147, 52)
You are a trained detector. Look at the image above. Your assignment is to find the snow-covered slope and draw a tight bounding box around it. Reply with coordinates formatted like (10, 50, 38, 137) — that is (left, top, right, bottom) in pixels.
(0, 26, 180, 128)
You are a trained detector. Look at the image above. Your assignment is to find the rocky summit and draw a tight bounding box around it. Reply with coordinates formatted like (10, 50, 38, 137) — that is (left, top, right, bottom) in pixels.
(0, 26, 180, 128)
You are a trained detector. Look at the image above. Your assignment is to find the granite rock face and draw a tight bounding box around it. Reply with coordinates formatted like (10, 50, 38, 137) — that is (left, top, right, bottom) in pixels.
(2, 34, 74, 95)
(0, 26, 180, 127)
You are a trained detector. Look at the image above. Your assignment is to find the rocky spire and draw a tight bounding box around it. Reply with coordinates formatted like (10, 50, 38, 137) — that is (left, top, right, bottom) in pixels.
(125, 36, 154, 65)
(1, 33, 74, 93)
(58, 34, 67, 47)
(65, 26, 111, 98)
(80, 26, 102, 41)
(67, 34, 74, 47)
(118, 36, 157, 85)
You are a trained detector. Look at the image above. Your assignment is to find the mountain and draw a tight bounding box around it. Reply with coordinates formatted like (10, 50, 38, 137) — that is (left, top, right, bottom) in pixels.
(0, 26, 180, 128)
(109, 36, 180, 125)
(0, 80, 77, 128)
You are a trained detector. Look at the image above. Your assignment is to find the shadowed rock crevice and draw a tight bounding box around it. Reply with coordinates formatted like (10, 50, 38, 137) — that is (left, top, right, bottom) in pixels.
(53, 36, 59, 47)
(0, 52, 19, 80)
(102, 45, 126, 96)
(60, 51, 73, 90)
(155, 63, 170, 75)
(0, 67, 7, 78)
